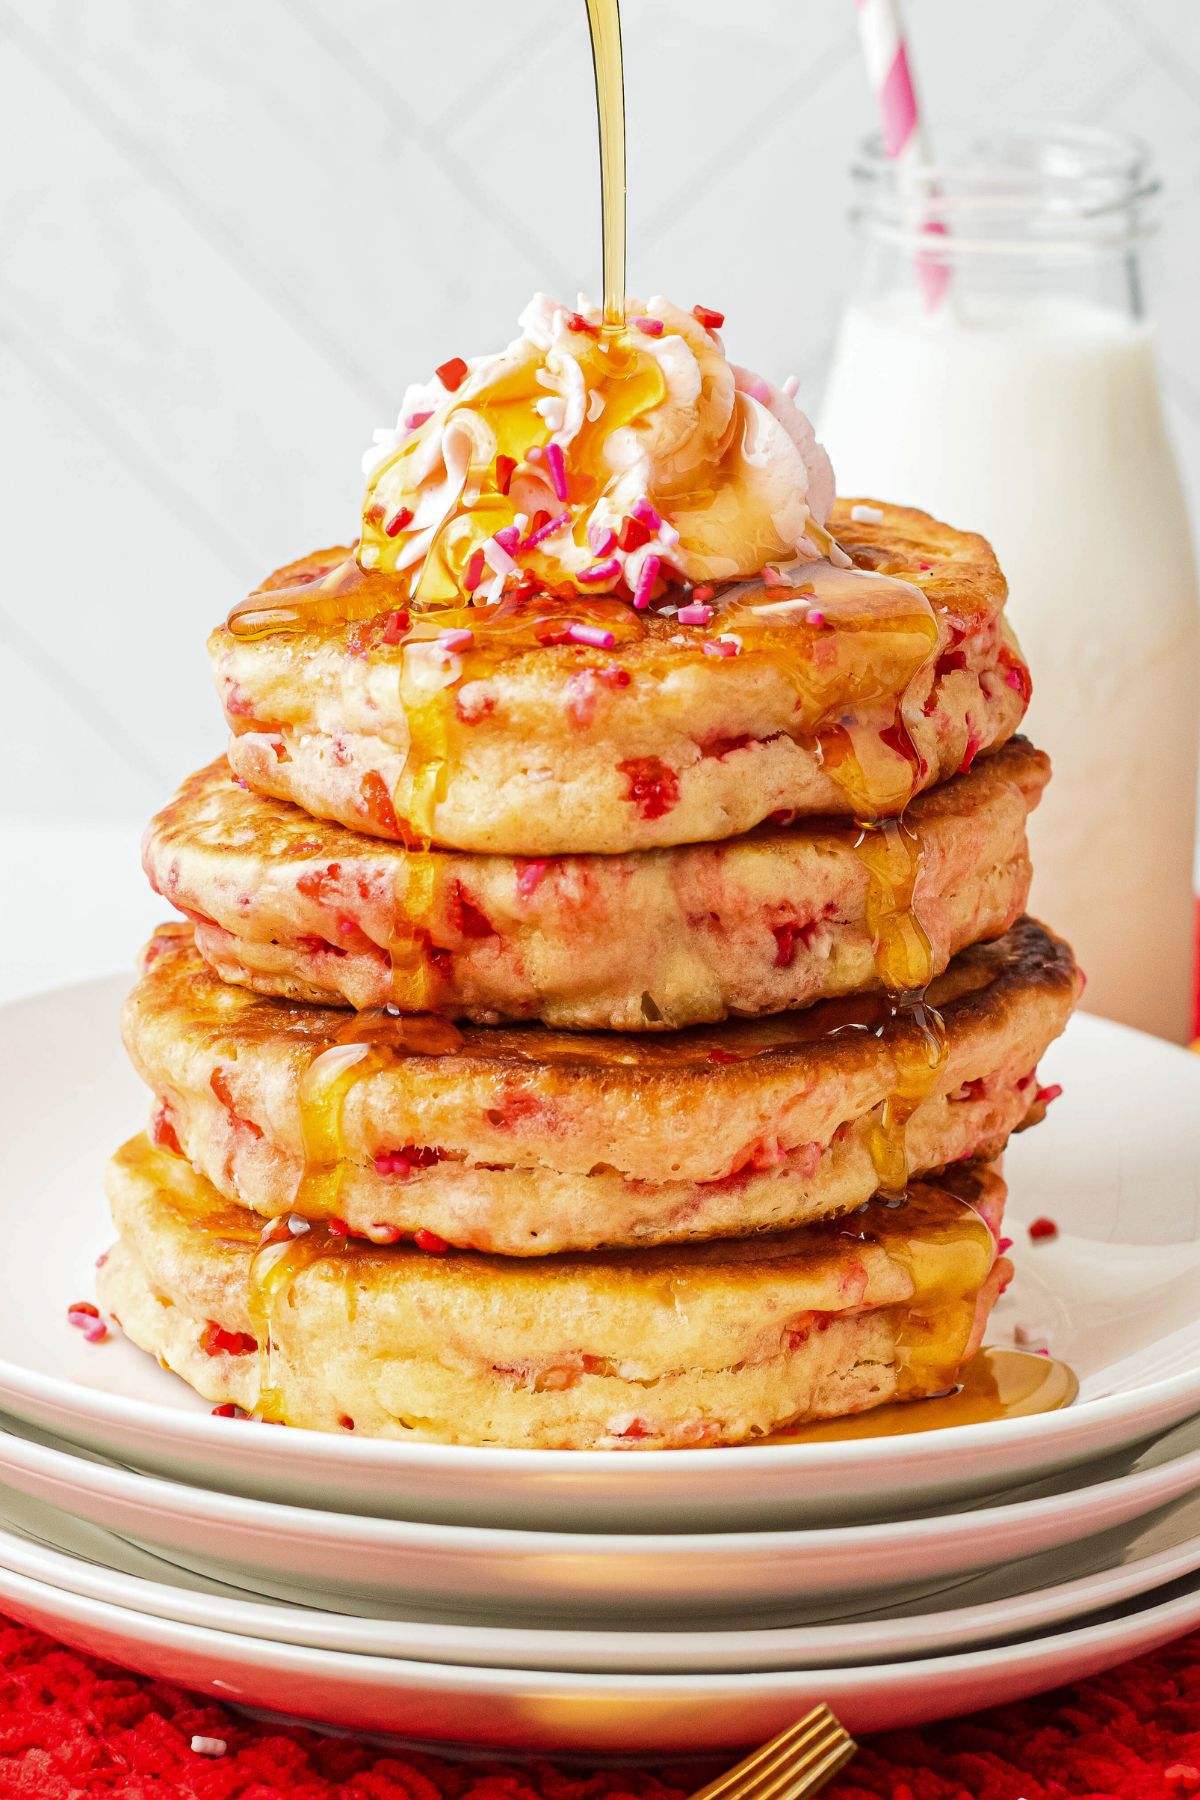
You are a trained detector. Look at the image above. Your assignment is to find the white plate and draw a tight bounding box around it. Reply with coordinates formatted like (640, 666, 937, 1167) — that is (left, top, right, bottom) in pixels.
(1, 1550, 1200, 1751)
(6, 1478, 1200, 1673)
(0, 1411, 1199, 1622)
(3, 976, 1200, 1530)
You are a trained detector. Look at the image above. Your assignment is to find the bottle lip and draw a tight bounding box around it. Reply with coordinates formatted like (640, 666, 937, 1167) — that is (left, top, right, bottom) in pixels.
(850, 122, 1160, 258)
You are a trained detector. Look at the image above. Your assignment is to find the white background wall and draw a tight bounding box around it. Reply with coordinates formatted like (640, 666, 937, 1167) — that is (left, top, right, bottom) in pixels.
(2, 0, 1199, 992)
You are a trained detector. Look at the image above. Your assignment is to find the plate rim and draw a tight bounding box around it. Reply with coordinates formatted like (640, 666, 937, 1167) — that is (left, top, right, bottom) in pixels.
(3, 1413, 1200, 1554)
(5, 1484, 1200, 1671)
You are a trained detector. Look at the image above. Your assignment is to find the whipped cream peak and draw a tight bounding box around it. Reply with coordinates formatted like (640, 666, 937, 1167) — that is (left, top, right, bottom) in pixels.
(359, 293, 837, 606)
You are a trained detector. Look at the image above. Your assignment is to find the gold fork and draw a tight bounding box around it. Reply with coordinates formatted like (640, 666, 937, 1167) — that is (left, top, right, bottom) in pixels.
(686, 1705, 857, 1800)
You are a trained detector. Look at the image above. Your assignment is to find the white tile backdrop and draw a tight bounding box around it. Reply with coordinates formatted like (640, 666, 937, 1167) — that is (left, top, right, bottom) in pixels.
(1, 0, 1199, 991)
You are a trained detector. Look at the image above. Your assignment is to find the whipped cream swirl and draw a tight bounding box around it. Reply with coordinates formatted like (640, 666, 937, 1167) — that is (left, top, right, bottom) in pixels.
(360, 294, 836, 604)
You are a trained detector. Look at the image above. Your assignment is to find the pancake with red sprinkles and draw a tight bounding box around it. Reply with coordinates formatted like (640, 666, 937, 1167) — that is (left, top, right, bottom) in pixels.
(144, 738, 1048, 1028)
(209, 502, 1029, 855)
(99, 1138, 1010, 1449)
(121, 918, 1078, 1256)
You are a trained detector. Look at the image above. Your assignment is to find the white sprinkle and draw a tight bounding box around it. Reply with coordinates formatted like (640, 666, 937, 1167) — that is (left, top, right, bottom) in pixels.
(850, 504, 884, 525)
(481, 536, 517, 577)
(190, 1736, 227, 1758)
(781, 374, 799, 399)
(287, 1215, 311, 1236)
(657, 522, 680, 549)
(586, 390, 605, 422)
(535, 395, 566, 432)
(485, 571, 507, 606)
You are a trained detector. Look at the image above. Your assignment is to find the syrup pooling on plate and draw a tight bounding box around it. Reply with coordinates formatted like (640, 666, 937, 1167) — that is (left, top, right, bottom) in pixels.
(770, 1348, 1079, 1442)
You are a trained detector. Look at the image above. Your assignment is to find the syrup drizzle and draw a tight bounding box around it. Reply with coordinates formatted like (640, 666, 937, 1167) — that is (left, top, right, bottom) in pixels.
(585, 0, 626, 330)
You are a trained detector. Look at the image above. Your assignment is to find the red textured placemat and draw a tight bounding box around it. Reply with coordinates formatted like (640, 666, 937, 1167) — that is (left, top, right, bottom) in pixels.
(1, 1618, 1199, 1800)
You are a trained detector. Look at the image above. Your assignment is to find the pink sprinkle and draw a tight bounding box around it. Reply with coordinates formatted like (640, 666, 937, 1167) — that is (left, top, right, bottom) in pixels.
(917, 561, 933, 570)
(493, 524, 521, 554)
(631, 315, 664, 337)
(703, 637, 740, 658)
(438, 627, 474, 652)
(579, 556, 621, 585)
(744, 375, 771, 403)
(521, 509, 571, 550)
(1005, 668, 1025, 691)
(658, 521, 680, 548)
(762, 564, 789, 589)
(631, 497, 663, 532)
(678, 602, 714, 625)
(632, 552, 661, 610)
(997, 1237, 1014, 1254)
(587, 522, 616, 556)
(68, 1309, 108, 1344)
(404, 410, 433, 432)
(544, 442, 569, 501)
(806, 609, 826, 627)
(527, 445, 544, 462)
(482, 537, 517, 577)
(516, 859, 550, 898)
(566, 622, 616, 648)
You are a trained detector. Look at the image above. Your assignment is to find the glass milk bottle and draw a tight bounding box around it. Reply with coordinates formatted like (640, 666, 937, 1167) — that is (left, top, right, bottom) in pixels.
(820, 127, 1200, 1042)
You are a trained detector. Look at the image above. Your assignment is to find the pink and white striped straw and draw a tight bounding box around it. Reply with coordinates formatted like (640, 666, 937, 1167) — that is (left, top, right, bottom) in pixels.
(854, 0, 949, 309)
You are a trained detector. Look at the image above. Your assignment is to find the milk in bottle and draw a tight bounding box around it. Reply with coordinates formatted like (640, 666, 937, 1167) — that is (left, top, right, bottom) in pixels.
(820, 129, 1200, 1040)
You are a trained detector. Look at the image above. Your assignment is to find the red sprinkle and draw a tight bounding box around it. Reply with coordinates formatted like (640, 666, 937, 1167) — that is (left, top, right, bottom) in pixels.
(199, 1321, 257, 1357)
(211, 1402, 247, 1419)
(692, 304, 725, 330)
(380, 608, 410, 645)
(619, 756, 680, 821)
(464, 548, 486, 591)
(618, 515, 652, 553)
(435, 356, 468, 392)
(566, 311, 600, 337)
(414, 1227, 450, 1255)
(1028, 1216, 1059, 1242)
(384, 506, 413, 538)
(338, 1414, 356, 1431)
(495, 454, 517, 495)
(997, 1236, 1014, 1254)
(67, 1302, 100, 1319)
(327, 1218, 352, 1238)
(1036, 1083, 1064, 1107)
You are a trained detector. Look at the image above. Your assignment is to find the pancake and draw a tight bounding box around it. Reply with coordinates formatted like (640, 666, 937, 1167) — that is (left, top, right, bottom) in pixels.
(210, 501, 1030, 855)
(145, 739, 1048, 1028)
(98, 1139, 1010, 1449)
(124, 919, 1078, 1255)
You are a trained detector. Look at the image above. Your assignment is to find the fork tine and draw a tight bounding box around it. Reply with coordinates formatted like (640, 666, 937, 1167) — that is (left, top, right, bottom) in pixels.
(686, 1708, 832, 1800)
(733, 1719, 851, 1800)
(688, 1707, 855, 1800)
(767, 1735, 859, 1800)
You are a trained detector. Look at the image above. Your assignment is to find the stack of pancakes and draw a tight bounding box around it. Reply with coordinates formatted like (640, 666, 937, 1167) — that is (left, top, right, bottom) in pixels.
(99, 499, 1080, 1448)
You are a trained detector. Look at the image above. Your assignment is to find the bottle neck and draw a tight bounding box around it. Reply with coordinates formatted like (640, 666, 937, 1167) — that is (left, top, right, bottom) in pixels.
(846, 125, 1158, 323)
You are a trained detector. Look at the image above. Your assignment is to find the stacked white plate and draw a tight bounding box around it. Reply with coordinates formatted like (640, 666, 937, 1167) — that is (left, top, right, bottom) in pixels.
(2, 976, 1199, 1755)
